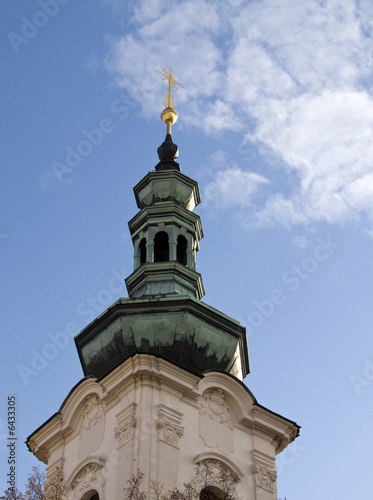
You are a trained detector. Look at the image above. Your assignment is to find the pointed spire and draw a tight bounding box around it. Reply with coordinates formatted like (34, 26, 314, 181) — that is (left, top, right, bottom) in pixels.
(155, 67, 183, 171)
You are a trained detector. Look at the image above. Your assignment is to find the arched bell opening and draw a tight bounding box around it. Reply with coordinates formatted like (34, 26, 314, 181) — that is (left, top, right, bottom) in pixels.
(139, 237, 147, 265)
(154, 231, 169, 262)
(199, 486, 223, 499)
(177, 235, 187, 266)
(80, 491, 99, 500)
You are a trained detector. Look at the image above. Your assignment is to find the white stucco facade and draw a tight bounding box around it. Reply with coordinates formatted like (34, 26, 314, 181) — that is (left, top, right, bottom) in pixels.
(28, 354, 298, 499)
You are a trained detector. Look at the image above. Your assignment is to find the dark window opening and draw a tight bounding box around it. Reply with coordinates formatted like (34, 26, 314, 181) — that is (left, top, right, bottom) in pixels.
(200, 488, 221, 500)
(154, 231, 169, 262)
(177, 235, 187, 266)
(81, 492, 99, 500)
(139, 238, 146, 264)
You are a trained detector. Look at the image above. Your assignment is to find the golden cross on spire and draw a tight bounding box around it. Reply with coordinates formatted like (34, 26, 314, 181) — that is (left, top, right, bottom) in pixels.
(156, 67, 184, 111)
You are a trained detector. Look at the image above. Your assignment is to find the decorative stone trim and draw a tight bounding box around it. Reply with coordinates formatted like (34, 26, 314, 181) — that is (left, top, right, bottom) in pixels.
(194, 453, 244, 480)
(114, 403, 137, 447)
(80, 394, 105, 434)
(74, 463, 103, 492)
(27, 438, 50, 463)
(157, 417, 184, 447)
(289, 427, 299, 441)
(271, 436, 281, 451)
(251, 451, 277, 493)
(252, 462, 277, 493)
(114, 416, 137, 446)
(194, 459, 238, 496)
(199, 389, 234, 429)
(66, 457, 106, 490)
(46, 457, 65, 479)
(157, 404, 184, 448)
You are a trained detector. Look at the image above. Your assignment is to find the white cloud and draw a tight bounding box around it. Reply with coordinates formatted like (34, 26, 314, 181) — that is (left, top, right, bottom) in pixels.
(204, 166, 269, 209)
(251, 193, 308, 228)
(208, 150, 231, 170)
(131, 0, 166, 23)
(246, 89, 373, 225)
(104, 0, 225, 124)
(203, 100, 245, 133)
(104, 0, 373, 230)
(138, 0, 221, 39)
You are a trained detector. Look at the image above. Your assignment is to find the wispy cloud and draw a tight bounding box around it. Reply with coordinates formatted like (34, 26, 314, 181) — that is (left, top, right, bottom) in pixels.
(204, 165, 269, 209)
(104, 0, 373, 231)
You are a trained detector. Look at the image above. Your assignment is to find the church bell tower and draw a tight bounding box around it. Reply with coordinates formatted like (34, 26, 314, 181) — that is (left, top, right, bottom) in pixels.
(27, 68, 299, 500)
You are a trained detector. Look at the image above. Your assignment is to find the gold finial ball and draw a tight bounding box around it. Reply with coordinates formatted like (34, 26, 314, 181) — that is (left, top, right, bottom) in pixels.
(161, 107, 178, 125)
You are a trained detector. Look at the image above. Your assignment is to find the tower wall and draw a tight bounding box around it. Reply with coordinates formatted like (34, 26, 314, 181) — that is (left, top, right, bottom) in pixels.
(28, 355, 298, 500)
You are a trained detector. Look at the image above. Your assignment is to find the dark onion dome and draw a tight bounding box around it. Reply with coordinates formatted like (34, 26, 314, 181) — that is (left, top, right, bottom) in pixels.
(156, 133, 180, 171)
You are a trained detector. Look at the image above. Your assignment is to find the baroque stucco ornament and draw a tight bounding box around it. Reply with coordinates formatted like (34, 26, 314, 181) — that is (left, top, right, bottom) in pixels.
(199, 389, 234, 454)
(194, 459, 238, 496)
(80, 394, 105, 432)
(79, 394, 106, 458)
(252, 462, 277, 492)
(157, 417, 184, 447)
(74, 463, 102, 492)
(199, 389, 234, 429)
(114, 415, 137, 446)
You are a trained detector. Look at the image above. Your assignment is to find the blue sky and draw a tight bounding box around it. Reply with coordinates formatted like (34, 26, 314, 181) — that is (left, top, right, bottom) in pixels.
(1, 0, 373, 498)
